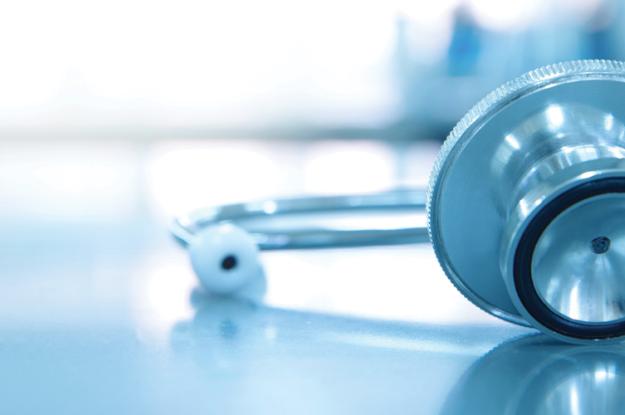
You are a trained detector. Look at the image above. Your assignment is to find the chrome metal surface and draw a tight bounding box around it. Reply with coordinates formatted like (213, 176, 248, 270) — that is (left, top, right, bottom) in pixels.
(442, 335, 625, 415)
(427, 60, 625, 340)
(532, 193, 625, 324)
(172, 189, 428, 250)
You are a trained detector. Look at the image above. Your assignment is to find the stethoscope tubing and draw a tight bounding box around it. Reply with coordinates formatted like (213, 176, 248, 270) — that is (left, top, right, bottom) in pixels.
(171, 188, 429, 250)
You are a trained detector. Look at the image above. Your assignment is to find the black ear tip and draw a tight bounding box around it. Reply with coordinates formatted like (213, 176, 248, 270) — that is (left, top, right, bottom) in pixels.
(221, 254, 238, 271)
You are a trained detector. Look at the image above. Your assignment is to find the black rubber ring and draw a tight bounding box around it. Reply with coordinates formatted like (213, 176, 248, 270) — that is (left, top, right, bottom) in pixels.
(514, 177, 625, 339)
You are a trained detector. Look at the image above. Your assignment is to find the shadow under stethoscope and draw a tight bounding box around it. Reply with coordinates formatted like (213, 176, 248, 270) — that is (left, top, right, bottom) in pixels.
(171, 290, 625, 414)
(170, 288, 523, 367)
(171, 289, 516, 356)
(441, 334, 625, 415)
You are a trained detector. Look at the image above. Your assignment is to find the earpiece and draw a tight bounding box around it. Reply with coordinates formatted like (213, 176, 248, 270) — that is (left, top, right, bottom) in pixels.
(188, 223, 266, 301)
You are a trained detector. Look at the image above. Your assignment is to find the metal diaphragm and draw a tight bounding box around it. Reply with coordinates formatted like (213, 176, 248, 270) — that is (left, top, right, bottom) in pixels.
(427, 60, 625, 343)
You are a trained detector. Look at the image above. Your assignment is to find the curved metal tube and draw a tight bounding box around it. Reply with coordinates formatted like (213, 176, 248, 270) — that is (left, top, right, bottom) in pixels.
(171, 188, 429, 250)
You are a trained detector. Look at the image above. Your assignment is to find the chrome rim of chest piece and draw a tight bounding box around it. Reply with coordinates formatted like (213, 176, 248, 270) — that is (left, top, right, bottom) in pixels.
(427, 60, 625, 343)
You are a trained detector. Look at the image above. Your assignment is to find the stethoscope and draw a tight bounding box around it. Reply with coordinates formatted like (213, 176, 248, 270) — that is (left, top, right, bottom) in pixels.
(172, 59, 625, 344)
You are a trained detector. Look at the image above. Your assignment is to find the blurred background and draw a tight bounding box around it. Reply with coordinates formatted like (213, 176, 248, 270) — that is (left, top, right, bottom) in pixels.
(3, 1, 625, 412)
(1, 0, 622, 140)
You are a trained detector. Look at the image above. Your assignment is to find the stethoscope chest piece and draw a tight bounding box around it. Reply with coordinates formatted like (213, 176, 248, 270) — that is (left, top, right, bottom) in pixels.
(427, 60, 625, 343)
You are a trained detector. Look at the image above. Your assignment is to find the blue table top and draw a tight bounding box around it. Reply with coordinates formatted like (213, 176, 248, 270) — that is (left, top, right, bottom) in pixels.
(0, 139, 619, 414)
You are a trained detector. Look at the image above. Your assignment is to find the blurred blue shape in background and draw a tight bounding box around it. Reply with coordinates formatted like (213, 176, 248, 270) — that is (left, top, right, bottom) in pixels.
(0, 0, 623, 141)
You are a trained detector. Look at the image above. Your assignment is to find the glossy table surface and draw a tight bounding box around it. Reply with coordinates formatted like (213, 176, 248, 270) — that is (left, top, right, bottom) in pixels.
(1, 139, 621, 414)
